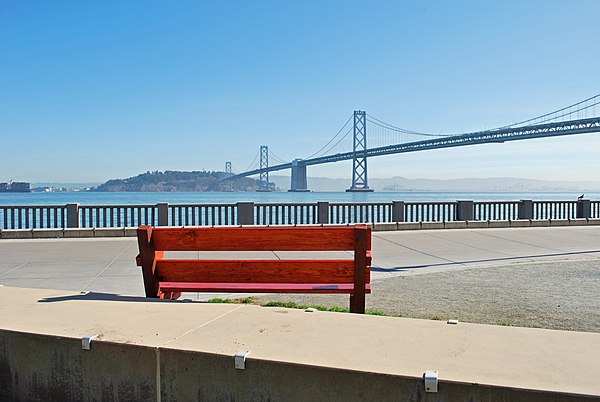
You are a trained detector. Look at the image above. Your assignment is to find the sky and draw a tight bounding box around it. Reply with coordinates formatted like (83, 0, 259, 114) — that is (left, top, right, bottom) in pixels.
(1, 0, 600, 184)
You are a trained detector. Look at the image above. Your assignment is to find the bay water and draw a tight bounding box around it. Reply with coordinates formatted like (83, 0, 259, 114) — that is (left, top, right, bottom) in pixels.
(0, 191, 597, 206)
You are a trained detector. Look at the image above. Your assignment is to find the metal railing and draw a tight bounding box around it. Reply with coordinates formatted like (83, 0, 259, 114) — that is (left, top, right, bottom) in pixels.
(169, 204, 236, 226)
(0, 199, 597, 230)
(473, 201, 519, 221)
(593, 201, 600, 218)
(405, 202, 456, 222)
(0, 205, 67, 229)
(329, 202, 393, 224)
(79, 205, 158, 228)
(532, 201, 577, 220)
(255, 203, 317, 225)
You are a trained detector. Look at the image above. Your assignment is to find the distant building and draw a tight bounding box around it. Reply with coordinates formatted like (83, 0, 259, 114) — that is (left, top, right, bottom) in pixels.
(0, 182, 31, 193)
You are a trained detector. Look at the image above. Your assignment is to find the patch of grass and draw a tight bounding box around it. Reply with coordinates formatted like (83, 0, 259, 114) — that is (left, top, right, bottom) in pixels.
(366, 310, 387, 316)
(263, 301, 307, 309)
(206, 297, 255, 304)
(263, 300, 386, 316)
(208, 298, 388, 316)
(263, 300, 347, 312)
(497, 322, 512, 326)
(430, 316, 442, 321)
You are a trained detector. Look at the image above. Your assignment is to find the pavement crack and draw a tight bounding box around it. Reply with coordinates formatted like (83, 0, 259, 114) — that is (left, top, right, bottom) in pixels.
(0, 243, 71, 278)
(0, 262, 32, 278)
(474, 231, 566, 252)
(162, 305, 245, 346)
(422, 231, 514, 257)
(81, 240, 135, 291)
(373, 234, 464, 266)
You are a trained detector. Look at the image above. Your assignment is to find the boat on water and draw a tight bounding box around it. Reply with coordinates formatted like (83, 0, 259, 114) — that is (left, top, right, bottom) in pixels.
(0, 181, 31, 193)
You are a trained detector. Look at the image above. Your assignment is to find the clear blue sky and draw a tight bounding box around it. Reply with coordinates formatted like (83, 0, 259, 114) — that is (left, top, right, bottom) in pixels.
(2, 0, 600, 183)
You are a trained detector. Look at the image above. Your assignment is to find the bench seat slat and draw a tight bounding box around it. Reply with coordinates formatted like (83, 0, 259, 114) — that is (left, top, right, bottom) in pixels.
(156, 259, 368, 283)
(150, 226, 363, 251)
(159, 282, 372, 294)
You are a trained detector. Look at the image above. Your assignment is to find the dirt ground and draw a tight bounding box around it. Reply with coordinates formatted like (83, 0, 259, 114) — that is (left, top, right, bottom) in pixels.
(254, 258, 600, 333)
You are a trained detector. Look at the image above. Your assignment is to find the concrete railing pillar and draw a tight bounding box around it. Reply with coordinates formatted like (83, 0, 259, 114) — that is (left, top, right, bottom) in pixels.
(518, 200, 533, 220)
(392, 201, 404, 222)
(237, 202, 255, 225)
(157, 203, 169, 226)
(317, 202, 329, 224)
(66, 203, 80, 228)
(576, 199, 591, 219)
(456, 200, 474, 221)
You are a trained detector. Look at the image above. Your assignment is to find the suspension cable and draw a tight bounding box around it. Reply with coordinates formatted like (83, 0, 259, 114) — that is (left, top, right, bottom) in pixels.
(317, 126, 353, 157)
(243, 150, 260, 172)
(268, 149, 287, 164)
(367, 93, 600, 139)
(366, 115, 452, 137)
(303, 114, 353, 159)
(497, 93, 600, 129)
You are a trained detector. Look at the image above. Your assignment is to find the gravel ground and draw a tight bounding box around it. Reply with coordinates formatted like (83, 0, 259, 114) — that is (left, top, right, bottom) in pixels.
(254, 258, 600, 333)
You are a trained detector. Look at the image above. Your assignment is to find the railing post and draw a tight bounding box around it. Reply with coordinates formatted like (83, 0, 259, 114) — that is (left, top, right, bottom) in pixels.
(392, 201, 404, 222)
(158, 203, 169, 226)
(456, 200, 473, 221)
(576, 199, 591, 219)
(237, 202, 255, 225)
(518, 200, 533, 220)
(66, 203, 80, 228)
(317, 202, 329, 224)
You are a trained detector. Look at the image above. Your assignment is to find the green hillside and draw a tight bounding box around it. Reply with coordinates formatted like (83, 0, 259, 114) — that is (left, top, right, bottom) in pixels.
(92, 170, 270, 192)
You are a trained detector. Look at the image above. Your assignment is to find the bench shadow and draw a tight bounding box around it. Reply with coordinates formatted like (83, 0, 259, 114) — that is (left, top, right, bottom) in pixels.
(38, 292, 191, 303)
(371, 249, 600, 273)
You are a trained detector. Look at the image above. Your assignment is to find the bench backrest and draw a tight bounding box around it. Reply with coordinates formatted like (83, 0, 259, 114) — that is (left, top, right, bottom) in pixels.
(136, 225, 371, 288)
(138, 225, 371, 252)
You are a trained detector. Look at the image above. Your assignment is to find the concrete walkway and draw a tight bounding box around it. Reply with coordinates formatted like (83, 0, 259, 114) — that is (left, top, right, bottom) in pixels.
(1, 285, 599, 400)
(1, 226, 599, 298)
(1, 227, 599, 399)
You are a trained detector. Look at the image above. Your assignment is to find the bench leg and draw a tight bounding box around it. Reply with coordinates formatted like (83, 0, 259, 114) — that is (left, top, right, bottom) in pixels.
(160, 291, 182, 300)
(350, 292, 365, 314)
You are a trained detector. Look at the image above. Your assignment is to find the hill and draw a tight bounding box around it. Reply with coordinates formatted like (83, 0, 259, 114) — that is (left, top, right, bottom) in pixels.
(92, 170, 269, 192)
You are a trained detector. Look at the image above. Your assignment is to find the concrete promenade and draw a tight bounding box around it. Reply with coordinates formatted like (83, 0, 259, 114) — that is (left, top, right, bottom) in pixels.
(1, 225, 599, 298)
(1, 226, 599, 400)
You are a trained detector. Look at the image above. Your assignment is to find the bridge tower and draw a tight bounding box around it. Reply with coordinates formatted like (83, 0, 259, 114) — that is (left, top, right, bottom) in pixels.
(224, 162, 233, 191)
(289, 159, 310, 192)
(346, 110, 373, 192)
(258, 145, 271, 192)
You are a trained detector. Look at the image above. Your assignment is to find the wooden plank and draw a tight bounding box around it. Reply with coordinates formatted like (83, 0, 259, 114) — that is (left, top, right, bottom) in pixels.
(159, 282, 372, 294)
(155, 260, 356, 283)
(150, 226, 359, 251)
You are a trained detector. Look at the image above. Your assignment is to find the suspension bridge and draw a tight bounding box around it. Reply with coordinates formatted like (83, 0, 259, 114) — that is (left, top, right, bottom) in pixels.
(222, 94, 600, 192)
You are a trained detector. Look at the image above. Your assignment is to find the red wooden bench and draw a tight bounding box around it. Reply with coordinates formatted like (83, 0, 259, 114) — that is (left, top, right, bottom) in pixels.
(135, 225, 372, 313)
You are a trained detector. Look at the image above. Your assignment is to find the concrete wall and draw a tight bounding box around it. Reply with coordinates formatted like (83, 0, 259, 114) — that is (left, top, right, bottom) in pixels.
(373, 218, 599, 232)
(0, 329, 593, 402)
(0, 330, 156, 401)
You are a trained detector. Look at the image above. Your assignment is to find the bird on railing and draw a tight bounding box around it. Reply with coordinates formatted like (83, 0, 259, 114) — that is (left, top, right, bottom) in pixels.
(578, 194, 584, 200)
